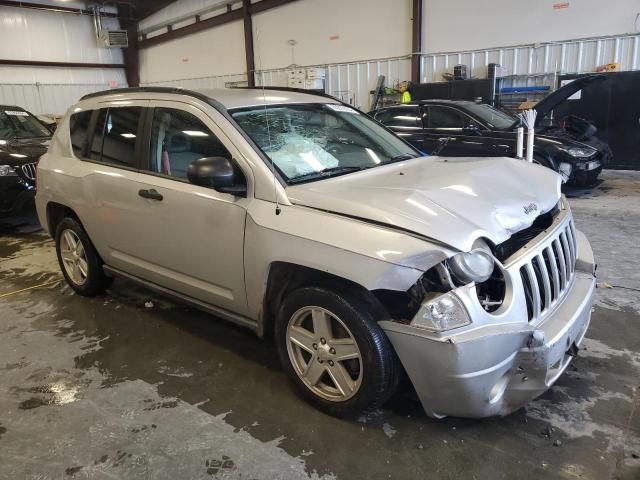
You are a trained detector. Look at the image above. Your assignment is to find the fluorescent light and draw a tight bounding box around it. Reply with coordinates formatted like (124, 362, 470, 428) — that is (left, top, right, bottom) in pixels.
(0, 140, 6, 145)
(120, 133, 136, 138)
(182, 130, 208, 137)
(10, 153, 27, 158)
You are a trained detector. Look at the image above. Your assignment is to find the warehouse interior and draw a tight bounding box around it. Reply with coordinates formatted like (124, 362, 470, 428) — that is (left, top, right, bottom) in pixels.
(0, 1, 639, 479)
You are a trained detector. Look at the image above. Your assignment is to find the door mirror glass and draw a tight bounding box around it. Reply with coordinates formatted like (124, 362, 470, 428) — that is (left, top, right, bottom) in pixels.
(187, 157, 246, 196)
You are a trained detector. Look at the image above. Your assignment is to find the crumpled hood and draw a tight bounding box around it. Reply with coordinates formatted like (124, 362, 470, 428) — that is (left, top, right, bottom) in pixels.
(287, 156, 561, 252)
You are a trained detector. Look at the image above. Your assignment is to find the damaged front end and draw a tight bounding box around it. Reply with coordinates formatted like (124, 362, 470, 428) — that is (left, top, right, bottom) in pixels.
(377, 198, 596, 418)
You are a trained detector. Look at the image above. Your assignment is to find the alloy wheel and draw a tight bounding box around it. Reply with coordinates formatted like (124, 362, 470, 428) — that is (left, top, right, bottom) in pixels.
(59, 229, 88, 286)
(286, 306, 363, 402)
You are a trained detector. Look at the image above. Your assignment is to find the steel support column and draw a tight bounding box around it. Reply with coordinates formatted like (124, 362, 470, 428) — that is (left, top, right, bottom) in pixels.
(243, 0, 256, 87)
(411, 0, 424, 84)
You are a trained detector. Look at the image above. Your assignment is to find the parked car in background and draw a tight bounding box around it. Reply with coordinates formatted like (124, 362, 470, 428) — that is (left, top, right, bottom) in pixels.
(0, 105, 51, 216)
(36, 87, 595, 419)
(370, 76, 611, 186)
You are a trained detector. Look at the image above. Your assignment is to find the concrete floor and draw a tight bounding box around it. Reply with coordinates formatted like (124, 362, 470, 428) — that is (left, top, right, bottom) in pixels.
(0, 170, 639, 480)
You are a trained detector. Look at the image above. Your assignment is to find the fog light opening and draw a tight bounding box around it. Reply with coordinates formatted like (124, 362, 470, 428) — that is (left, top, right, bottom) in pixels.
(489, 374, 510, 405)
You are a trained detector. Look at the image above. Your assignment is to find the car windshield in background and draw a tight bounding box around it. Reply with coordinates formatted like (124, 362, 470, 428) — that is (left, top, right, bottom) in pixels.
(463, 103, 516, 130)
(0, 109, 51, 140)
(230, 103, 420, 183)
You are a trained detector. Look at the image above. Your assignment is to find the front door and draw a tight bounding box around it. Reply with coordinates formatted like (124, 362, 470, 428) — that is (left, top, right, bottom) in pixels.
(125, 102, 250, 315)
(423, 105, 491, 156)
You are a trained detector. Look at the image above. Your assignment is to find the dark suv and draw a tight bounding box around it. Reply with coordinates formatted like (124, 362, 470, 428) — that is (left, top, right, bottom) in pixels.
(0, 105, 52, 216)
(371, 76, 611, 186)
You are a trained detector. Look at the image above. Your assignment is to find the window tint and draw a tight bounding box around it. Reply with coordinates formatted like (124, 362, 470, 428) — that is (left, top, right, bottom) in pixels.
(149, 108, 231, 180)
(427, 106, 469, 129)
(100, 107, 142, 167)
(69, 110, 92, 157)
(375, 107, 421, 128)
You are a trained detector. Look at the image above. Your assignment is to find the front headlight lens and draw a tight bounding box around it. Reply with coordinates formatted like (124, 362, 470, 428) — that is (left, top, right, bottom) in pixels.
(0, 165, 17, 176)
(558, 146, 596, 158)
(412, 293, 471, 332)
(449, 249, 495, 284)
(558, 162, 572, 183)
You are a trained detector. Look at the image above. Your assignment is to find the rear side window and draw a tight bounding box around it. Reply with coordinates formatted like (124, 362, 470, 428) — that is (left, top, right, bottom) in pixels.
(375, 107, 421, 128)
(69, 111, 92, 157)
(100, 107, 142, 167)
(84, 107, 142, 167)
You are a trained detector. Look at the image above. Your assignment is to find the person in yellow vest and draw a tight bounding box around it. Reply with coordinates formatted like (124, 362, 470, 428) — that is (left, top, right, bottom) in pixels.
(399, 81, 412, 103)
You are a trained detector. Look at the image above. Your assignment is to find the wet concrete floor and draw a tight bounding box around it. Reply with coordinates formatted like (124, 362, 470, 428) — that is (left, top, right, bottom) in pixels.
(0, 170, 639, 479)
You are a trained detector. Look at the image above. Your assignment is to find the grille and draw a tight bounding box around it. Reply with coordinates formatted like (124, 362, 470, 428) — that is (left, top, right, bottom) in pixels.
(519, 219, 577, 322)
(21, 163, 37, 181)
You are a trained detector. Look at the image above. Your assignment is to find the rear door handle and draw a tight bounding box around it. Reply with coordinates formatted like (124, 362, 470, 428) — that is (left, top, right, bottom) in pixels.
(138, 188, 163, 201)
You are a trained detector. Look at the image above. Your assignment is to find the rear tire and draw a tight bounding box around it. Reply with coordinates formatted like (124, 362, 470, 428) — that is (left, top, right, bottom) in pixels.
(275, 286, 400, 418)
(55, 217, 110, 296)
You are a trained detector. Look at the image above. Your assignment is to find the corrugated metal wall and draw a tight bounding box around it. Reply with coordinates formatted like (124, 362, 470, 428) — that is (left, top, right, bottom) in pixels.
(0, 5, 126, 115)
(142, 33, 640, 113)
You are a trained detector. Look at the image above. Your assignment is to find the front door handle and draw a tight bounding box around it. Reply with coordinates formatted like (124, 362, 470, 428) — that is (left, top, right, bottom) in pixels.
(138, 188, 163, 201)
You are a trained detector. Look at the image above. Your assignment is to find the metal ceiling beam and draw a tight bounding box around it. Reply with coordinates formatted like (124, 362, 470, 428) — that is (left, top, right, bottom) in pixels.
(0, 59, 124, 68)
(411, 0, 424, 84)
(139, 0, 300, 49)
(0, 0, 118, 17)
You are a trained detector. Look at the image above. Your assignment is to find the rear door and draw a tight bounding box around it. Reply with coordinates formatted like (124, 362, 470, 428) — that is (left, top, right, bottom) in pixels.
(74, 103, 150, 274)
(122, 101, 251, 315)
(424, 105, 490, 156)
(374, 106, 425, 152)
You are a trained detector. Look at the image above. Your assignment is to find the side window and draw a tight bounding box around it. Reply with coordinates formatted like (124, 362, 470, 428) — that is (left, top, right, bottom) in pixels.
(100, 107, 143, 167)
(427, 107, 468, 129)
(149, 108, 232, 180)
(69, 110, 92, 157)
(375, 107, 421, 128)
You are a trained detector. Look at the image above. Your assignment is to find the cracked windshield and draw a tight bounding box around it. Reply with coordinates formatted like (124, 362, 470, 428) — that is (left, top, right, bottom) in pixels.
(231, 103, 419, 183)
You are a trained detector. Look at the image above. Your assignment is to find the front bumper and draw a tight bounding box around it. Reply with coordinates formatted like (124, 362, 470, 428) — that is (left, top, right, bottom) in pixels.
(0, 176, 35, 216)
(381, 228, 596, 418)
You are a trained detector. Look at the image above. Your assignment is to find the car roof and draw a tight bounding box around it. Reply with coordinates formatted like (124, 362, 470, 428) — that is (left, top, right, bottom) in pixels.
(379, 99, 478, 108)
(0, 105, 27, 111)
(80, 87, 339, 110)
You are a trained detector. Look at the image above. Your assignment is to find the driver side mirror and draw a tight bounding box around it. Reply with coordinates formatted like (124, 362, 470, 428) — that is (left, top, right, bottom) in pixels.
(187, 157, 247, 197)
(462, 124, 482, 135)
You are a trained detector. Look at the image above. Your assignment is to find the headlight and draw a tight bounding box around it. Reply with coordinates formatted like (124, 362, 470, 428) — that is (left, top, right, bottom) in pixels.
(411, 292, 471, 332)
(448, 249, 494, 284)
(558, 146, 596, 158)
(558, 162, 572, 183)
(0, 165, 17, 176)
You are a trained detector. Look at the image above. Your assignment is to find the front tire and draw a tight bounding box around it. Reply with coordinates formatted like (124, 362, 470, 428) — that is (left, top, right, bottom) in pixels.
(55, 217, 110, 296)
(275, 286, 400, 418)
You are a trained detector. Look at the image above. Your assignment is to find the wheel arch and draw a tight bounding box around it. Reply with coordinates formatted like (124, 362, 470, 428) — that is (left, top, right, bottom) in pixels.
(46, 201, 80, 236)
(260, 261, 389, 339)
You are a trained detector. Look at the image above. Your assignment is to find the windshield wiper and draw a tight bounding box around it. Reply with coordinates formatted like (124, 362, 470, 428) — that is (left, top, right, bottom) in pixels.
(381, 153, 420, 164)
(289, 166, 366, 183)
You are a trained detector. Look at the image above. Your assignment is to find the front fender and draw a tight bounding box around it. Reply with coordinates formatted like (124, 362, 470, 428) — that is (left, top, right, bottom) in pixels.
(243, 200, 454, 321)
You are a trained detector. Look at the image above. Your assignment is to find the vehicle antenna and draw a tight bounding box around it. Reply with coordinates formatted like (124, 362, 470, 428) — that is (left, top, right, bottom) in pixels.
(256, 28, 281, 215)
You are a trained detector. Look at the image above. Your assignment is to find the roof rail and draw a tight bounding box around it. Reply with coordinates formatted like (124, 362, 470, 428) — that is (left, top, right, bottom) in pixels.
(80, 86, 202, 101)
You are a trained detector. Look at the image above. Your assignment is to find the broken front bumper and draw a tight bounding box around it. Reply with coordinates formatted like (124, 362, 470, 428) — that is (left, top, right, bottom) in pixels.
(380, 230, 596, 419)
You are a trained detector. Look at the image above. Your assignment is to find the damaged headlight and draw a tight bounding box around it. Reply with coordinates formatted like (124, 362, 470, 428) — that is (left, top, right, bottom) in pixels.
(448, 249, 494, 284)
(558, 146, 596, 158)
(412, 292, 470, 332)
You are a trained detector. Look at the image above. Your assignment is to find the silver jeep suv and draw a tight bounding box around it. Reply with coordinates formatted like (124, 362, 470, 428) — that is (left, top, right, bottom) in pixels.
(36, 87, 596, 418)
